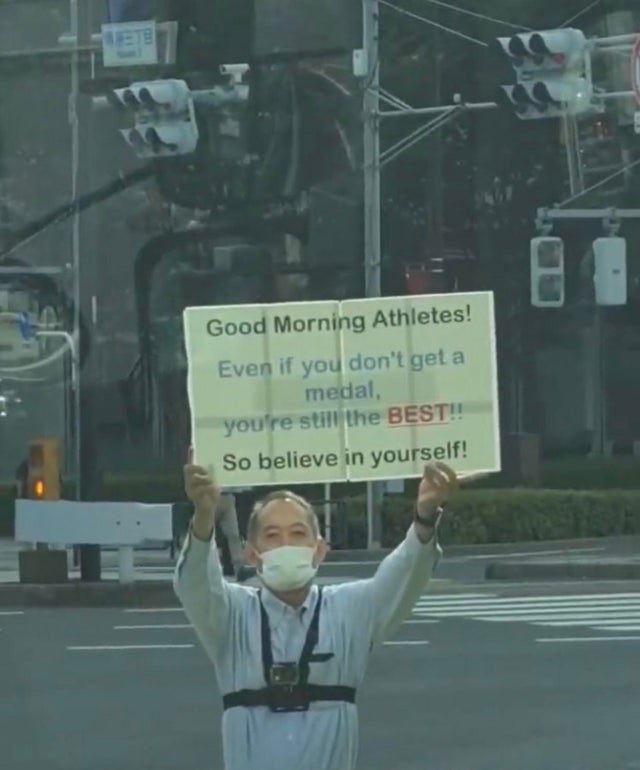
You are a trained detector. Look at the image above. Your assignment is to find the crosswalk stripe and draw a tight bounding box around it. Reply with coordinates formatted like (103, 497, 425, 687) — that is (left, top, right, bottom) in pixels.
(479, 613, 640, 623)
(414, 604, 640, 617)
(415, 594, 640, 608)
(418, 593, 497, 601)
(529, 616, 640, 626)
(412, 593, 640, 635)
(403, 619, 440, 625)
(592, 625, 640, 632)
(537, 636, 640, 643)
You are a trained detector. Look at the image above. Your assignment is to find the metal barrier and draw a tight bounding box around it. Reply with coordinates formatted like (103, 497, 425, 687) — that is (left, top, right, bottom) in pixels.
(15, 500, 173, 583)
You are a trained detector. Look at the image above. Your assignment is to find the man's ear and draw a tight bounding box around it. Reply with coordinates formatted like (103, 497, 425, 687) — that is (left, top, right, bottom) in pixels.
(246, 542, 260, 568)
(314, 537, 329, 566)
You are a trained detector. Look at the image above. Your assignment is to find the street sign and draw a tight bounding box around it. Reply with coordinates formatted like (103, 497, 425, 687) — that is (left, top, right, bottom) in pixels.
(631, 36, 640, 106)
(101, 21, 158, 67)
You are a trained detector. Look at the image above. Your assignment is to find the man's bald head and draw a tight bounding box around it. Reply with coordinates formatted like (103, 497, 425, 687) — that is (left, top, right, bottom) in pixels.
(247, 490, 320, 545)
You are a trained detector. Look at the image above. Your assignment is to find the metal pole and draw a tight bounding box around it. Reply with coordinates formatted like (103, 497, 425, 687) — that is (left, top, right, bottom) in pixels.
(560, 112, 606, 456)
(592, 33, 640, 45)
(70, 0, 81, 505)
(323, 482, 332, 547)
(540, 208, 640, 219)
(379, 101, 497, 119)
(71, 0, 101, 579)
(363, 0, 383, 549)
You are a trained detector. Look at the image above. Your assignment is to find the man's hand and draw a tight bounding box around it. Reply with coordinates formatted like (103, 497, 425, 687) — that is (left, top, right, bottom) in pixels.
(413, 462, 458, 543)
(184, 450, 220, 541)
(417, 462, 458, 514)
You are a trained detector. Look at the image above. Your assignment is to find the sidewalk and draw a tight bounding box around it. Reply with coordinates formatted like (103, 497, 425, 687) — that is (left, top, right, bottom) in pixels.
(0, 538, 454, 607)
(2, 535, 639, 606)
(485, 551, 640, 581)
(482, 534, 640, 581)
(0, 539, 177, 584)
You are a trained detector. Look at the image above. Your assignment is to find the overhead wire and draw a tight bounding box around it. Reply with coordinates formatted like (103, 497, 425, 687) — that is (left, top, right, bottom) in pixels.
(379, 0, 489, 47)
(560, 0, 602, 28)
(415, 0, 530, 31)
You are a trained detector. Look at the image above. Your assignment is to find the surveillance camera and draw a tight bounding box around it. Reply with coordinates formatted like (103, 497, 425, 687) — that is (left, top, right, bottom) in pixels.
(219, 63, 249, 79)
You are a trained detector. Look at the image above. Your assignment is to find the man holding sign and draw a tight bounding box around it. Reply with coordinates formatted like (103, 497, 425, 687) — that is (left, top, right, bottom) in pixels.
(174, 458, 461, 770)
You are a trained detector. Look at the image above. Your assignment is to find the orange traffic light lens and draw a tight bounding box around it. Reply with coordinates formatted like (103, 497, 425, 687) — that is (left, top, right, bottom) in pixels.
(33, 479, 45, 498)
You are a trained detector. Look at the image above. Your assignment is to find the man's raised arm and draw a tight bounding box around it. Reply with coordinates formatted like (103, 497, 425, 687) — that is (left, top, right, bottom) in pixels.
(173, 461, 233, 663)
(345, 463, 458, 645)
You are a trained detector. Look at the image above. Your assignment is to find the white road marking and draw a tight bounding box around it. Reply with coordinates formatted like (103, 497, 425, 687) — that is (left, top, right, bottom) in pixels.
(416, 604, 640, 617)
(416, 592, 640, 606)
(537, 636, 640, 644)
(68, 644, 195, 651)
(114, 624, 192, 630)
(403, 619, 440, 625)
(533, 617, 640, 627)
(591, 625, 640, 632)
(0, 611, 24, 616)
(418, 593, 497, 601)
(413, 593, 640, 635)
(123, 607, 184, 613)
(384, 641, 429, 646)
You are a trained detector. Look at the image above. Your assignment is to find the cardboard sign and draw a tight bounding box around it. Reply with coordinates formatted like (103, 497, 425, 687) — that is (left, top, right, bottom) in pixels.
(184, 292, 500, 485)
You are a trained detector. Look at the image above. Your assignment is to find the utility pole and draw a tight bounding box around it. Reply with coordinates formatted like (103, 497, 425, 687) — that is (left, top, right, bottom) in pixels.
(561, 112, 607, 456)
(363, 0, 383, 549)
(427, 27, 444, 287)
(71, 0, 101, 579)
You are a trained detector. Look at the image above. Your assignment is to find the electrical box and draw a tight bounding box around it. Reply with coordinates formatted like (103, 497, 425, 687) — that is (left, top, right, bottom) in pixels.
(593, 237, 627, 306)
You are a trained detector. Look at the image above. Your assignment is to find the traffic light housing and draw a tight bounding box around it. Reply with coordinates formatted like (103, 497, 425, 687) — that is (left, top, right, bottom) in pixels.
(107, 79, 199, 158)
(27, 438, 61, 500)
(531, 237, 564, 307)
(495, 28, 596, 120)
(593, 237, 627, 306)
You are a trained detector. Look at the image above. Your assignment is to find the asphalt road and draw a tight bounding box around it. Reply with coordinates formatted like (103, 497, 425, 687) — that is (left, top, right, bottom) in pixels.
(3, 579, 640, 770)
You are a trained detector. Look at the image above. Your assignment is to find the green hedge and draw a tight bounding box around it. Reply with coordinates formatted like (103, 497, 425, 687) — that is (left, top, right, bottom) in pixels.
(369, 489, 640, 547)
(340, 489, 640, 548)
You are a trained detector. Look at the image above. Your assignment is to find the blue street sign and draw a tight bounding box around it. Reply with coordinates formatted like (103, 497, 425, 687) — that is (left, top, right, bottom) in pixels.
(17, 312, 33, 341)
(102, 21, 158, 67)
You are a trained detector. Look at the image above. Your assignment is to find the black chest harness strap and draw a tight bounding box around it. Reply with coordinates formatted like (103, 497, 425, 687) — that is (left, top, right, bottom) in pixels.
(222, 587, 357, 712)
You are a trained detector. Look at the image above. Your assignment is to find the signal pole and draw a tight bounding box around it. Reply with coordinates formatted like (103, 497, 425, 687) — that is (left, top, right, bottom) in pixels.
(363, 0, 383, 549)
(71, 0, 101, 579)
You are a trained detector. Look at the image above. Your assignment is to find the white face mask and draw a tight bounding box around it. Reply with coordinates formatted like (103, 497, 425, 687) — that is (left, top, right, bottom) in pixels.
(258, 545, 318, 592)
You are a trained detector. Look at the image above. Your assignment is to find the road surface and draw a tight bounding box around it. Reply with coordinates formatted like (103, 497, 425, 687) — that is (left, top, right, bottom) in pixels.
(3, 579, 640, 770)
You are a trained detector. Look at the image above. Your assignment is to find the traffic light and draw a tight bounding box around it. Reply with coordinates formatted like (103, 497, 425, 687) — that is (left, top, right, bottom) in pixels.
(27, 438, 61, 500)
(531, 237, 564, 307)
(495, 29, 594, 120)
(107, 79, 199, 158)
(593, 237, 627, 306)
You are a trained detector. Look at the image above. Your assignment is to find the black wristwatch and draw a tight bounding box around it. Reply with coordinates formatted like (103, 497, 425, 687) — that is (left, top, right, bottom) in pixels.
(414, 504, 444, 529)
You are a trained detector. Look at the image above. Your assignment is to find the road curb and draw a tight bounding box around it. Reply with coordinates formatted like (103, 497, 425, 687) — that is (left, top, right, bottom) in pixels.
(0, 581, 180, 608)
(485, 561, 640, 581)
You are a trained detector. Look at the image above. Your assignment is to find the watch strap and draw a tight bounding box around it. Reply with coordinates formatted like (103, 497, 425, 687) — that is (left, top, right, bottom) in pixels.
(413, 504, 444, 528)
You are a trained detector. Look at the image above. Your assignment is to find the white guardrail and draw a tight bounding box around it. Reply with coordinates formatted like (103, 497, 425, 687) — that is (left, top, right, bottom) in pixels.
(15, 500, 173, 583)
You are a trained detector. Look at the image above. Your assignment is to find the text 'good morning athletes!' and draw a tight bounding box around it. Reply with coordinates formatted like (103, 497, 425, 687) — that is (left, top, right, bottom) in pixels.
(205, 304, 473, 338)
